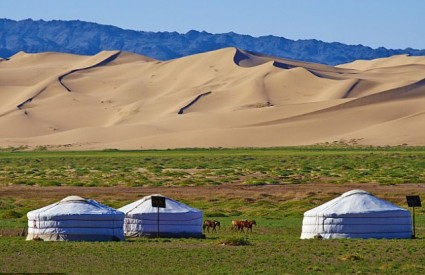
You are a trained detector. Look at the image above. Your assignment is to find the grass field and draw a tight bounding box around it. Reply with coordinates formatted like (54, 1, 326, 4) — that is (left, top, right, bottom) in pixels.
(1, 147, 424, 274)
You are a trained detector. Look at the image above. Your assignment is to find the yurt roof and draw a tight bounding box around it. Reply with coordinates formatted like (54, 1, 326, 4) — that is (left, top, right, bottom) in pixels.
(304, 190, 408, 216)
(27, 195, 124, 219)
(119, 194, 202, 214)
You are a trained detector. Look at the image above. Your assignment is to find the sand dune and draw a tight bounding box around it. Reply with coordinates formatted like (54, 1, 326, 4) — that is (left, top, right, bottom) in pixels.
(0, 47, 424, 149)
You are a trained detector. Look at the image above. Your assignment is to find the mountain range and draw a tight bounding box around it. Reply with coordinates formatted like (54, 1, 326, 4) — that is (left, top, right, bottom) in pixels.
(1, 18, 424, 65)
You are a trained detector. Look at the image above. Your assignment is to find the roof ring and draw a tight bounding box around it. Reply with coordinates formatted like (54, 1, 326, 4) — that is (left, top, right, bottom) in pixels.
(60, 195, 87, 202)
(341, 189, 370, 198)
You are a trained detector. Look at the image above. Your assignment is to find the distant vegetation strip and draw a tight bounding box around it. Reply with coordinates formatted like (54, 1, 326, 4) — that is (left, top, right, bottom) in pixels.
(1, 146, 424, 188)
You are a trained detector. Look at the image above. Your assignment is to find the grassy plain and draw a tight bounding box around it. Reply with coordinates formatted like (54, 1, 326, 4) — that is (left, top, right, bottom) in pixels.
(0, 147, 424, 274)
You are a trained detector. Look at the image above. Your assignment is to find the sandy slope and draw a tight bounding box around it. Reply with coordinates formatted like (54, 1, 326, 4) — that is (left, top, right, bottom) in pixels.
(0, 48, 424, 149)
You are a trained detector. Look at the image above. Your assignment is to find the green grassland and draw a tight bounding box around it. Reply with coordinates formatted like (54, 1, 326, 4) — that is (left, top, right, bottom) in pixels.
(1, 218, 424, 274)
(1, 216, 424, 274)
(1, 147, 425, 187)
(1, 147, 425, 274)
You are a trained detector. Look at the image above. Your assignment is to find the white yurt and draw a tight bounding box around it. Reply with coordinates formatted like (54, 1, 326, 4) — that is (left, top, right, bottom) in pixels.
(119, 194, 203, 238)
(27, 196, 125, 241)
(301, 190, 412, 239)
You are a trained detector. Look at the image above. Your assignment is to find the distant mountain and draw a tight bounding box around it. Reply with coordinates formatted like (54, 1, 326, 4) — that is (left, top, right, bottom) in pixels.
(1, 18, 424, 65)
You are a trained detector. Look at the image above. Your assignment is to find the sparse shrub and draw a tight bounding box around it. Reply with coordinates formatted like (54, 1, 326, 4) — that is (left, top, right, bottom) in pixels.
(39, 180, 62, 186)
(220, 237, 251, 246)
(339, 254, 363, 261)
(71, 182, 84, 187)
(84, 182, 97, 187)
(244, 179, 266, 186)
(15, 180, 36, 186)
(127, 181, 144, 187)
(34, 145, 48, 151)
(205, 212, 227, 217)
(75, 168, 89, 176)
(0, 210, 23, 219)
(227, 210, 242, 216)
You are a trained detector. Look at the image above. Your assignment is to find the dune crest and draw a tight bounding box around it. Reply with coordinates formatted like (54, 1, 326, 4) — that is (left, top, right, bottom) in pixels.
(0, 47, 424, 149)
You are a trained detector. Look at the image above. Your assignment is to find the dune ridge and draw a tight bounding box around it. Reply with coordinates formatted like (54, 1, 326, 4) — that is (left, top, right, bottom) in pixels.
(0, 47, 424, 149)
(58, 51, 122, 92)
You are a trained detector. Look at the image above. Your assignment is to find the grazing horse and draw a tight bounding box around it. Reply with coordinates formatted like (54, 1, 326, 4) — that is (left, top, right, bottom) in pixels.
(203, 220, 221, 233)
(245, 220, 257, 232)
(231, 220, 257, 232)
(231, 220, 241, 232)
(231, 220, 247, 232)
(213, 220, 221, 232)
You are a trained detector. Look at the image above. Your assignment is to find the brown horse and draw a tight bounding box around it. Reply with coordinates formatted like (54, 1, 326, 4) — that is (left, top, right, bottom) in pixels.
(231, 219, 256, 232)
(231, 220, 241, 232)
(203, 220, 220, 233)
(231, 220, 247, 232)
(245, 220, 257, 232)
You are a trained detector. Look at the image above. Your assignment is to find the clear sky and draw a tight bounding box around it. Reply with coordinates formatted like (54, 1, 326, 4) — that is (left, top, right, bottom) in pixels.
(1, 0, 424, 50)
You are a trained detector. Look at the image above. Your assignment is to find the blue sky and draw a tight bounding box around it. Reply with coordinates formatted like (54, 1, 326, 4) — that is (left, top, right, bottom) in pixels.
(1, 0, 424, 49)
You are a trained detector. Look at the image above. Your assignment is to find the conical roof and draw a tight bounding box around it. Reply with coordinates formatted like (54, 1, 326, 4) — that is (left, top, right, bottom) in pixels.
(119, 194, 201, 215)
(304, 190, 408, 217)
(27, 195, 124, 220)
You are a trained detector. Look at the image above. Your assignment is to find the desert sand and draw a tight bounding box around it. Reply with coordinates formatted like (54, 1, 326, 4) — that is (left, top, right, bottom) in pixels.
(0, 48, 424, 149)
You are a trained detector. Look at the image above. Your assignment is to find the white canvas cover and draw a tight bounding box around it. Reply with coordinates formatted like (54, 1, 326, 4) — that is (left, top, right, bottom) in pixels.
(301, 190, 412, 239)
(27, 196, 125, 241)
(119, 194, 203, 238)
